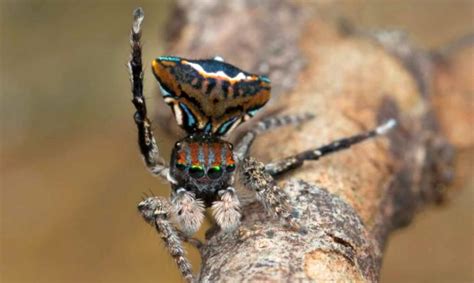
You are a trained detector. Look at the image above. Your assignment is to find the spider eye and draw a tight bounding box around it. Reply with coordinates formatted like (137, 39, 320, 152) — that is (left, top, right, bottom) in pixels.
(207, 166, 222, 179)
(176, 162, 186, 171)
(189, 165, 205, 179)
(226, 164, 236, 173)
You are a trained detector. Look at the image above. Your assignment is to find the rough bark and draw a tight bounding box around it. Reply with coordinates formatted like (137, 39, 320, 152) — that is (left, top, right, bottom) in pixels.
(156, 0, 471, 281)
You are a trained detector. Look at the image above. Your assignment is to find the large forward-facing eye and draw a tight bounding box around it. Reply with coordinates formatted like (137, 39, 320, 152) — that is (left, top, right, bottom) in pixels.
(207, 166, 223, 179)
(175, 162, 186, 171)
(189, 165, 205, 179)
(226, 164, 236, 173)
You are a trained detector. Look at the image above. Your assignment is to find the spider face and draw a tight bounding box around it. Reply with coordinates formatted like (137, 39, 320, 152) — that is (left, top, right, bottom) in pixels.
(170, 136, 236, 205)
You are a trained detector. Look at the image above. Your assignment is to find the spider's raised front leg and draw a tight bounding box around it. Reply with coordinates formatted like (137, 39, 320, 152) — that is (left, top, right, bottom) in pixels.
(265, 119, 397, 177)
(235, 113, 314, 163)
(128, 8, 169, 181)
(240, 157, 302, 232)
(138, 196, 194, 283)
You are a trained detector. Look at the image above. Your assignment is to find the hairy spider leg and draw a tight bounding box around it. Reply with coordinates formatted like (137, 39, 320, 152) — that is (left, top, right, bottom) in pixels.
(265, 119, 397, 177)
(137, 196, 194, 283)
(171, 188, 205, 236)
(211, 186, 241, 232)
(240, 157, 302, 232)
(130, 8, 197, 281)
(128, 7, 169, 181)
(234, 113, 315, 163)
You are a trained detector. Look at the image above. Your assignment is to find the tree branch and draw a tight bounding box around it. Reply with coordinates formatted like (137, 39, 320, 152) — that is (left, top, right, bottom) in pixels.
(154, 0, 470, 281)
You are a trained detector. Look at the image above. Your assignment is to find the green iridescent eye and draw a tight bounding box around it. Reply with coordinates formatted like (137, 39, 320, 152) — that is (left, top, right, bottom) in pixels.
(207, 165, 223, 179)
(176, 162, 186, 171)
(189, 165, 205, 179)
(226, 164, 236, 173)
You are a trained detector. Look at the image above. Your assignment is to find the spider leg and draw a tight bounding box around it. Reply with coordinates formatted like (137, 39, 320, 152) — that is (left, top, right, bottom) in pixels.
(240, 157, 302, 232)
(212, 187, 241, 233)
(138, 196, 194, 283)
(265, 119, 397, 177)
(171, 188, 205, 237)
(128, 8, 169, 181)
(234, 113, 314, 163)
(176, 230, 204, 250)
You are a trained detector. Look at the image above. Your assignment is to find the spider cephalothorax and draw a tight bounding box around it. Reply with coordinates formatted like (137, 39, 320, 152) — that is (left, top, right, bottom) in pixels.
(129, 7, 396, 282)
(169, 136, 236, 206)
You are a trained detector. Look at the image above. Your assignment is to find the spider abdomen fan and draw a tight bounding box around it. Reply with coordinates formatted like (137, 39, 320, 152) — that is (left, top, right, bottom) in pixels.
(152, 56, 271, 136)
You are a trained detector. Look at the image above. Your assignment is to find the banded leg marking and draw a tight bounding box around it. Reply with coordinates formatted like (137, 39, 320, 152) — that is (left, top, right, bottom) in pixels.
(265, 119, 397, 177)
(235, 113, 314, 163)
(240, 157, 302, 231)
(129, 7, 169, 180)
(138, 196, 194, 283)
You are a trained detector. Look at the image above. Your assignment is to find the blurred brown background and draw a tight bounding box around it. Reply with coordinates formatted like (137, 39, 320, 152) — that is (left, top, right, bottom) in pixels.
(1, 1, 472, 282)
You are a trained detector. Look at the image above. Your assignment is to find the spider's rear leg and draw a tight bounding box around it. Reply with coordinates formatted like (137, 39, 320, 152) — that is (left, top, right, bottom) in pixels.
(138, 196, 194, 283)
(129, 7, 169, 181)
(235, 113, 314, 163)
(265, 119, 397, 177)
(240, 157, 303, 232)
(212, 187, 241, 233)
